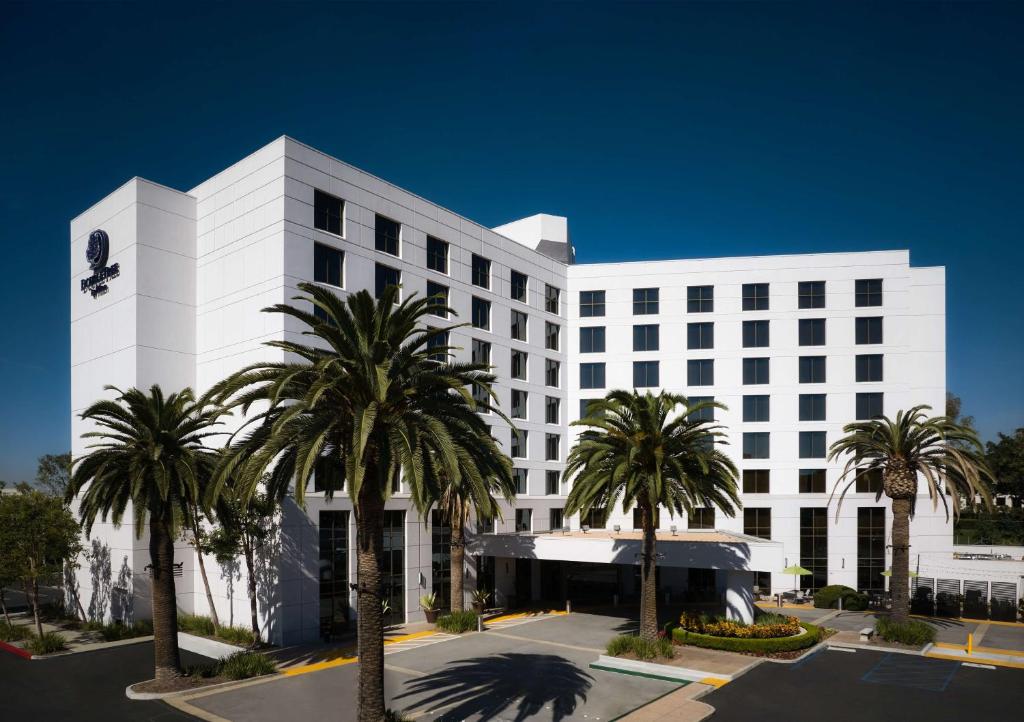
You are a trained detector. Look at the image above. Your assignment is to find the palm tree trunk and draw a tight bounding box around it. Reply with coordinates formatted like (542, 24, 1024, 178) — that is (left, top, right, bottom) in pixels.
(356, 482, 386, 722)
(243, 539, 260, 644)
(890, 497, 912, 623)
(639, 504, 659, 641)
(450, 513, 465, 613)
(149, 516, 182, 680)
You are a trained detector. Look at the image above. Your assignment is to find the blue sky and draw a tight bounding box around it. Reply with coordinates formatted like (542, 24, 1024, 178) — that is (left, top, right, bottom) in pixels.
(1, 2, 1021, 482)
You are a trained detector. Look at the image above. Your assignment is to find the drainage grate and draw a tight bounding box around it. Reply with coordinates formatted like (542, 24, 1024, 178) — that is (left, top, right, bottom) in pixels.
(862, 654, 959, 692)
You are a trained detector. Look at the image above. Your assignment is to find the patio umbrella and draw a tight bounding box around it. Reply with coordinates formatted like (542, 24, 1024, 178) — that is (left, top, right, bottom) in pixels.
(782, 564, 812, 594)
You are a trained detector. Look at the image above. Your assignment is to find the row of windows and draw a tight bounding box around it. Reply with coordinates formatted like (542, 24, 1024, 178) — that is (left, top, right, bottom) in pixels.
(510, 391, 562, 424)
(512, 469, 566, 496)
(577, 317, 884, 353)
(467, 340, 562, 389)
(509, 431, 561, 460)
(741, 468, 882, 494)
(577, 279, 883, 318)
(466, 297, 562, 349)
(313, 189, 562, 313)
(577, 355, 884, 389)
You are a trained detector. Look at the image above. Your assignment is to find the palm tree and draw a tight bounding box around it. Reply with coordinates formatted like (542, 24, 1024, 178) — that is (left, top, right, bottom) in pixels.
(67, 386, 221, 680)
(563, 390, 740, 640)
(209, 284, 510, 721)
(828, 405, 994, 623)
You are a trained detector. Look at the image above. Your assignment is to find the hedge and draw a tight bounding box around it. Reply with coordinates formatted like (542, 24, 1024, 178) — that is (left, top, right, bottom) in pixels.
(813, 585, 869, 611)
(673, 623, 821, 654)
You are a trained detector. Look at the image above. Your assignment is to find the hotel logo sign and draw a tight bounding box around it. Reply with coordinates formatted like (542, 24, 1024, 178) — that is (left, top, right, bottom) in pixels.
(80, 229, 120, 298)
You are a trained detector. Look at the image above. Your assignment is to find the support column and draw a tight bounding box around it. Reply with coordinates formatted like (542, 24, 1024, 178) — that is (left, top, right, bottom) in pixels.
(724, 570, 755, 624)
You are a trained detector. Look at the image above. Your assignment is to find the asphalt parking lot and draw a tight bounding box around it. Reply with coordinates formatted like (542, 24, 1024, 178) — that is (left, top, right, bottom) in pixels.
(189, 611, 679, 722)
(0, 641, 207, 722)
(707, 646, 1024, 722)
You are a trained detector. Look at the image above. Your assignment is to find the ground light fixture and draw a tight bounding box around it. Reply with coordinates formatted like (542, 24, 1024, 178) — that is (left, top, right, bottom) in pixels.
(670, 525, 677, 536)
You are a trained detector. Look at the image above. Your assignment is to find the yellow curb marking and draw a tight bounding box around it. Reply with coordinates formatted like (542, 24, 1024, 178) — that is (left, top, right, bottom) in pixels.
(486, 609, 567, 624)
(925, 651, 1024, 670)
(700, 677, 729, 687)
(282, 630, 444, 677)
(934, 640, 1024, 657)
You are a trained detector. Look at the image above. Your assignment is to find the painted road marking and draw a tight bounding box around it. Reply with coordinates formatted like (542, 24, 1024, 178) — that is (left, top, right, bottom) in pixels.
(962, 662, 996, 670)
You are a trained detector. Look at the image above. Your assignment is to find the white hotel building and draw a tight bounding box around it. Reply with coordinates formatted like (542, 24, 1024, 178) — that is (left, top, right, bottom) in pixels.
(71, 136, 982, 645)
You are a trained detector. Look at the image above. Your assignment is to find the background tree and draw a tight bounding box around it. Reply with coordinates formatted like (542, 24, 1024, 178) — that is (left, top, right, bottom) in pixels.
(210, 284, 509, 721)
(829, 405, 994, 623)
(987, 428, 1024, 506)
(0, 489, 82, 636)
(67, 385, 222, 681)
(35, 452, 71, 498)
(181, 500, 221, 634)
(563, 391, 740, 640)
(209, 481, 277, 645)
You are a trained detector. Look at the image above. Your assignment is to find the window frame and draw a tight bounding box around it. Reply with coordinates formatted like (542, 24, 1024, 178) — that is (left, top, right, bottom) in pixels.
(632, 287, 659, 315)
(742, 283, 770, 311)
(742, 320, 769, 348)
(687, 285, 714, 313)
(798, 281, 825, 309)
(426, 235, 449, 274)
(633, 360, 660, 388)
(374, 214, 401, 257)
(579, 290, 605, 317)
(687, 322, 714, 350)
(471, 254, 491, 289)
(313, 242, 344, 288)
(579, 326, 606, 353)
(313, 189, 344, 236)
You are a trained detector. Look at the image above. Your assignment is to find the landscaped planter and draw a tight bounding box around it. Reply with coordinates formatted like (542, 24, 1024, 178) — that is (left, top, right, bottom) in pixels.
(591, 654, 735, 684)
(672, 623, 822, 654)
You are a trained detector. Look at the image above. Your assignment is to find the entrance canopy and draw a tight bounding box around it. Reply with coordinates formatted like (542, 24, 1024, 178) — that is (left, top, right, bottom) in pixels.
(468, 528, 782, 573)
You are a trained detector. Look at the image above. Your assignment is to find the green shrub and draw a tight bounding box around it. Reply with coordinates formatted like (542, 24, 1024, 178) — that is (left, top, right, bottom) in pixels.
(216, 651, 277, 680)
(0, 621, 31, 642)
(25, 631, 68, 655)
(436, 610, 479, 634)
(673, 623, 821, 654)
(384, 711, 412, 722)
(875, 617, 936, 646)
(99, 619, 153, 641)
(606, 634, 674, 660)
(813, 585, 857, 609)
(680, 612, 801, 639)
(178, 614, 256, 646)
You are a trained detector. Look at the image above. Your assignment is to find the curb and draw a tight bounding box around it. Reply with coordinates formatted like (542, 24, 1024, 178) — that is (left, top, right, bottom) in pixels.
(590, 654, 737, 685)
(0, 639, 32, 660)
(126, 673, 278, 701)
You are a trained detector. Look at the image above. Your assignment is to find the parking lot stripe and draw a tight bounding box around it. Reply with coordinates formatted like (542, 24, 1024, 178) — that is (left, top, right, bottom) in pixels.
(486, 630, 602, 653)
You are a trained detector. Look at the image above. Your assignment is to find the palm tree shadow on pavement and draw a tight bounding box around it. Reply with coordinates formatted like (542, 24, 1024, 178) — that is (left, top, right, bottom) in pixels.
(393, 652, 593, 721)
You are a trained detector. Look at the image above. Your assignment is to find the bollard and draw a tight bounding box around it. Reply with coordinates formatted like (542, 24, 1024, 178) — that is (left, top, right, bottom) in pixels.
(967, 633, 972, 655)
(478, 615, 484, 633)
(566, 599, 572, 614)
(839, 596, 843, 611)
(613, 594, 619, 607)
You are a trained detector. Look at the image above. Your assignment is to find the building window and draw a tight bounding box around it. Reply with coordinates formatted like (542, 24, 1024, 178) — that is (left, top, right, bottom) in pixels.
(472, 254, 491, 289)
(799, 394, 826, 421)
(687, 322, 714, 350)
(426, 281, 449, 318)
(687, 359, 714, 387)
(545, 396, 560, 425)
(855, 278, 883, 307)
(375, 264, 401, 299)
(545, 284, 560, 314)
(633, 287, 659, 315)
(313, 189, 344, 236)
(856, 354, 884, 382)
(318, 510, 349, 636)
(426, 236, 448, 274)
(431, 510, 451, 608)
(471, 297, 490, 330)
(472, 382, 489, 408)
(545, 359, 560, 387)
(549, 508, 564, 530)
(856, 468, 883, 494)
(580, 363, 606, 389)
(579, 399, 601, 419)
(800, 508, 828, 590)
(511, 310, 528, 341)
(799, 319, 826, 346)
(632, 507, 661, 530)
(687, 285, 714, 313)
(856, 317, 883, 345)
(580, 290, 605, 317)
(799, 356, 826, 384)
(545, 433, 560, 461)
(798, 281, 825, 309)
(633, 324, 660, 352)
(581, 507, 607, 529)
(511, 389, 528, 419)
(689, 508, 716, 530)
(744, 508, 772, 540)
(313, 242, 344, 287)
(545, 322, 560, 351)
(471, 339, 491, 366)
(687, 396, 714, 422)
(511, 430, 527, 459)
(426, 327, 448, 362)
(856, 392, 884, 420)
(510, 349, 528, 380)
(799, 469, 827, 494)
(546, 471, 561, 496)
(511, 270, 528, 302)
(743, 395, 770, 422)
(742, 283, 769, 311)
(633, 360, 659, 388)
(858, 507, 886, 592)
(579, 327, 606, 353)
(742, 320, 769, 348)
(513, 467, 528, 495)
(374, 214, 400, 256)
(515, 508, 532, 532)
(743, 358, 770, 385)
(743, 469, 770, 494)
(799, 431, 827, 459)
(743, 432, 770, 459)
